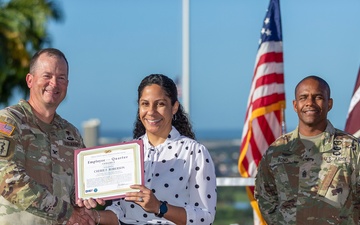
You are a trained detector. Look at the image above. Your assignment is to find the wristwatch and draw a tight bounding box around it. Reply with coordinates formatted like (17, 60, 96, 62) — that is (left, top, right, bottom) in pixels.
(155, 201, 168, 218)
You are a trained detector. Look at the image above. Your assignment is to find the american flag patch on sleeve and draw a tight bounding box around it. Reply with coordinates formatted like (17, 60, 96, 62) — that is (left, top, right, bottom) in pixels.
(0, 122, 15, 136)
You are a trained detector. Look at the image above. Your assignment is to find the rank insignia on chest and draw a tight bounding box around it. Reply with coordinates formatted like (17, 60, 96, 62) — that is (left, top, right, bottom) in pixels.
(0, 139, 10, 157)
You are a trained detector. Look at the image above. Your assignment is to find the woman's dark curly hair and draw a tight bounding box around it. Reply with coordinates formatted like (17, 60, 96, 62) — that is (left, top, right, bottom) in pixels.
(133, 74, 195, 140)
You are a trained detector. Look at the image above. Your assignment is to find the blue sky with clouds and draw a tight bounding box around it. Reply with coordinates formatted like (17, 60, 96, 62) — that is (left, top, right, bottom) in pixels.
(9, 0, 360, 138)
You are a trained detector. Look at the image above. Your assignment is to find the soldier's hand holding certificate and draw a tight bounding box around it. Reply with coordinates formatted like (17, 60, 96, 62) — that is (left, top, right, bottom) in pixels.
(74, 140, 144, 200)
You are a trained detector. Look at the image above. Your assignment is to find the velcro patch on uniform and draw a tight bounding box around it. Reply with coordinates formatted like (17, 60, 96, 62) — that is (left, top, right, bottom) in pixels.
(0, 122, 15, 136)
(0, 139, 10, 157)
(318, 165, 338, 196)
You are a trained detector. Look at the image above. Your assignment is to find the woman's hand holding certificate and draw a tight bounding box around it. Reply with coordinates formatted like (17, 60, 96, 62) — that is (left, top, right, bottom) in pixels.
(74, 140, 144, 200)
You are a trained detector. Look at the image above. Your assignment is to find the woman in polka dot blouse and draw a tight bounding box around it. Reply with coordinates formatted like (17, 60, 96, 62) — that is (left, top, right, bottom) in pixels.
(79, 74, 217, 225)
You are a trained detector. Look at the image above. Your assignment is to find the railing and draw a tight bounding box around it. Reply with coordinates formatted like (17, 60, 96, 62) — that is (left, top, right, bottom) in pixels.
(216, 177, 255, 225)
(216, 177, 254, 186)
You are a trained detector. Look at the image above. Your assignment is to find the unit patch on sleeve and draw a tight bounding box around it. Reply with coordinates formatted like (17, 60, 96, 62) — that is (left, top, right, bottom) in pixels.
(0, 122, 15, 136)
(0, 139, 10, 157)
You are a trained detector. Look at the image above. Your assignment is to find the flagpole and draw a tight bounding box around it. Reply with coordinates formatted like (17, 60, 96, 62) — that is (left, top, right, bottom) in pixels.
(281, 105, 286, 135)
(182, 0, 190, 114)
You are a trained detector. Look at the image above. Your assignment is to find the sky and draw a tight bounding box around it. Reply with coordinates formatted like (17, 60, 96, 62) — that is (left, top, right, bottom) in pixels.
(9, 0, 360, 139)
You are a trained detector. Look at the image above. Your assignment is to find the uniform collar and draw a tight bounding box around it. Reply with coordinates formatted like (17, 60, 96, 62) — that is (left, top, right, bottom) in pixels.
(291, 120, 335, 151)
(19, 99, 62, 128)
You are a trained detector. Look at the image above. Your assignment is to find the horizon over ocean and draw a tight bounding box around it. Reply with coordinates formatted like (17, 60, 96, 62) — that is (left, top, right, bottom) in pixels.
(99, 128, 244, 142)
(98, 126, 297, 142)
(96, 126, 296, 179)
(98, 128, 245, 178)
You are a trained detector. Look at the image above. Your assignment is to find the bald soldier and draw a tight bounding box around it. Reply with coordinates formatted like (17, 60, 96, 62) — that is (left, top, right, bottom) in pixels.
(0, 48, 94, 224)
(255, 75, 360, 224)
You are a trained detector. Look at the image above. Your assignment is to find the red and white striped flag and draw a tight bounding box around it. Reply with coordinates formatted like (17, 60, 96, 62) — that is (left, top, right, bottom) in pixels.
(238, 0, 285, 223)
(345, 67, 360, 138)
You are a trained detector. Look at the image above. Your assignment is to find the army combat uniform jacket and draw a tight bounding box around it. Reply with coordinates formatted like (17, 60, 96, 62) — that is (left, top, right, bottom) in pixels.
(255, 121, 360, 225)
(0, 100, 85, 225)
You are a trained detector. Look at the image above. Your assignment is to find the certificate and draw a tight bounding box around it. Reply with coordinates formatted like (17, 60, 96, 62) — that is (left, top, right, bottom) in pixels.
(74, 140, 144, 200)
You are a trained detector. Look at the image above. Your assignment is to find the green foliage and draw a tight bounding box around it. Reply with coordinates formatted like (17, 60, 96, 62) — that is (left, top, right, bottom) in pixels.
(0, 0, 63, 105)
(214, 186, 254, 225)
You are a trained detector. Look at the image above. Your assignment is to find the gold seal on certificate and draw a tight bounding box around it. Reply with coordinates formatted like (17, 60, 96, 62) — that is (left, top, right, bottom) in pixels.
(74, 140, 144, 200)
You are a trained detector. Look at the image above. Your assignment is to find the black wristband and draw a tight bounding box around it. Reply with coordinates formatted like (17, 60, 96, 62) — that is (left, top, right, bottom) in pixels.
(155, 201, 168, 218)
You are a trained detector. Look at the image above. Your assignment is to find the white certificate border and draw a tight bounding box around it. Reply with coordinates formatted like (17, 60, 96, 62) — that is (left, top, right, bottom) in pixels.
(74, 140, 144, 200)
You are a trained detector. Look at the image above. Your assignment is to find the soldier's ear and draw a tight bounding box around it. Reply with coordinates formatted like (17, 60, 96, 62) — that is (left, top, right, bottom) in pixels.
(328, 98, 333, 112)
(292, 99, 298, 113)
(26, 73, 33, 88)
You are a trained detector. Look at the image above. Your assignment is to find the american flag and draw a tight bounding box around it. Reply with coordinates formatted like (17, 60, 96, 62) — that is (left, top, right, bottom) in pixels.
(0, 122, 15, 136)
(238, 0, 285, 223)
(345, 67, 360, 138)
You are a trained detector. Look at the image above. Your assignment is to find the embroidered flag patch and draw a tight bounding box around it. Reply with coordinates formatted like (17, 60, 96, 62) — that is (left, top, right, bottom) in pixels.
(0, 122, 15, 136)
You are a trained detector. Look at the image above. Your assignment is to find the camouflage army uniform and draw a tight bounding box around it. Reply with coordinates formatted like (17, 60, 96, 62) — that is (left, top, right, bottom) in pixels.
(0, 100, 85, 225)
(255, 121, 360, 225)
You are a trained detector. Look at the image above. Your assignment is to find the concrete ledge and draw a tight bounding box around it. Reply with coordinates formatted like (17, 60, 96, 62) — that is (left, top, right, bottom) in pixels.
(216, 177, 255, 186)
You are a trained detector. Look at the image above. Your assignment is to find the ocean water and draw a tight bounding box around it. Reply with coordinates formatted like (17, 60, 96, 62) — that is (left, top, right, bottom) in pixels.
(99, 128, 243, 142)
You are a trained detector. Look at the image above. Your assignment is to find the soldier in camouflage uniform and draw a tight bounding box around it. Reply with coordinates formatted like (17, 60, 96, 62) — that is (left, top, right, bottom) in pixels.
(255, 75, 360, 225)
(0, 48, 94, 224)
